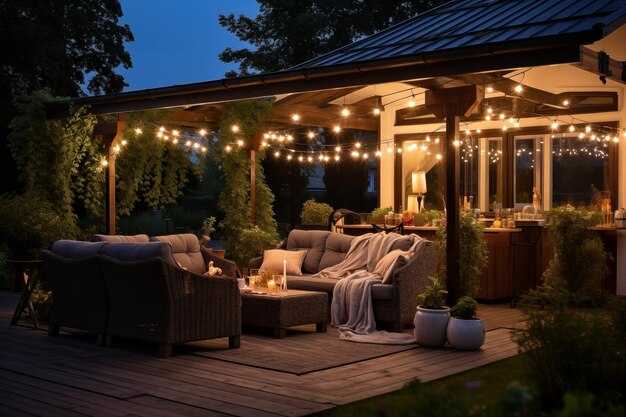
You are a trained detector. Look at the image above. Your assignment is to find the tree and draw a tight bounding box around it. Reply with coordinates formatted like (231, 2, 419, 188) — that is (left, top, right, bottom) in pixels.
(219, 0, 446, 75)
(0, 0, 134, 193)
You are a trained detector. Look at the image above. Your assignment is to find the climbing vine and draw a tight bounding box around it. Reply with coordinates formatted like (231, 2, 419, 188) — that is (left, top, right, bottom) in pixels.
(117, 111, 205, 215)
(215, 100, 278, 266)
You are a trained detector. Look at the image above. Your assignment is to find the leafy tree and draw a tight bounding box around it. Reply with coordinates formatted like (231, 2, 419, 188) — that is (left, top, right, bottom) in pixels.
(0, 0, 133, 193)
(219, 0, 446, 75)
(7, 89, 103, 229)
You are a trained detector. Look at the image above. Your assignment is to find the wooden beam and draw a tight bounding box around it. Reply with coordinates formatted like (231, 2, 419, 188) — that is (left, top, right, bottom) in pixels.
(249, 134, 264, 225)
(579, 46, 626, 85)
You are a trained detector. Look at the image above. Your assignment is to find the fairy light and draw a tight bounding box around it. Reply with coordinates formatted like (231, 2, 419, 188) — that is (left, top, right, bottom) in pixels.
(569, 125, 575, 132)
(586, 125, 592, 133)
(237, 139, 244, 147)
(486, 86, 494, 93)
(335, 146, 341, 152)
(308, 131, 315, 139)
(420, 145, 427, 151)
(408, 99, 416, 107)
(134, 128, 142, 135)
(157, 132, 163, 138)
(563, 100, 569, 106)
(362, 153, 368, 159)
(274, 151, 280, 158)
(201, 146, 207, 153)
(159, 126, 165, 132)
(426, 135, 431, 142)
(515, 84, 523, 93)
(341, 107, 350, 117)
(113, 145, 121, 153)
(436, 154, 442, 160)
(231, 125, 239, 133)
(172, 130, 179, 137)
(499, 113, 505, 120)
(373, 108, 381, 115)
(318, 154, 324, 161)
(387, 145, 393, 153)
(502, 125, 508, 131)
(121, 139, 128, 146)
(101, 158, 108, 167)
(351, 151, 359, 158)
(334, 155, 340, 161)
(333, 125, 341, 133)
(397, 148, 402, 153)
(278, 135, 285, 142)
(514, 121, 520, 128)
(163, 135, 169, 141)
(307, 156, 313, 163)
(292, 114, 300, 122)
(551, 121, 559, 130)
(225, 145, 232, 152)
(485, 115, 492, 121)
(193, 143, 200, 149)
(199, 129, 207, 136)
(375, 150, 382, 157)
(287, 134, 293, 141)
(172, 138, 178, 144)
(355, 142, 361, 148)
(453, 140, 460, 147)
(298, 156, 304, 162)
(185, 140, 192, 147)
(487, 107, 493, 114)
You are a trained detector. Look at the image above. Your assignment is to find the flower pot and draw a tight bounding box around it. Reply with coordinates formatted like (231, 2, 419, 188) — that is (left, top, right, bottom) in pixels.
(446, 317, 485, 350)
(413, 306, 450, 347)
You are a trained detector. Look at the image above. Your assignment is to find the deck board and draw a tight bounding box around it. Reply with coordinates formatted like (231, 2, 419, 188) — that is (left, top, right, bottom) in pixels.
(0, 290, 525, 416)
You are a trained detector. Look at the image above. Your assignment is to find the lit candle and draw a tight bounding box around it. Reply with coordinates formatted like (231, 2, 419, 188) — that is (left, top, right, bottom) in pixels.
(268, 279, 275, 291)
(283, 259, 287, 291)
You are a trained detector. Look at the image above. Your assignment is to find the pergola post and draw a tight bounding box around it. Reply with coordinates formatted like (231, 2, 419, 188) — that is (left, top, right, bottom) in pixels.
(96, 115, 125, 235)
(425, 86, 483, 305)
(248, 133, 263, 225)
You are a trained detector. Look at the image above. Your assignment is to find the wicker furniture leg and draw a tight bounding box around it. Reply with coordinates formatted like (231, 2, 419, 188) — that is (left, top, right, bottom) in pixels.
(229, 335, 240, 348)
(316, 322, 327, 333)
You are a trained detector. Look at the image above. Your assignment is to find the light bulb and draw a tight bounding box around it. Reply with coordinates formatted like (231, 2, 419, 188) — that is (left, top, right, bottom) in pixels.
(351, 151, 359, 158)
(333, 125, 341, 133)
(237, 139, 244, 147)
(201, 146, 207, 152)
(292, 114, 300, 122)
(515, 84, 523, 93)
(586, 125, 592, 133)
(172, 138, 178, 144)
(499, 113, 505, 120)
(231, 125, 239, 133)
(287, 155, 292, 160)
(172, 130, 179, 137)
(355, 142, 361, 148)
(569, 125, 575, 132)
(487, 107, 493, 114)
(308, 131, 315, 139)
(563, 100, 569, 106)
(362, 153, 368, 159)
(121, 139, 128, 146)
(335, 146, 341, 152)
(186, 140, 192, 147)
(408, 99, 415, 107)
(101, 159, 108, 166)
(199, 129, 207, 136)
(373, 108, 381, 115)
(274, 151, 280, 157)
(159, 126, 165, 132)
(135, 128, 142, 135)
(436, 154, 442, 160)
(287, 135, 293, 141)
(298, 156, 304, 162)
(225, 145, 231, 152)
(486, 86, 494, 93)
(453, 140, 460, 147)
(307, 156, 313, 162)
(334, 155, 340, 161)
(502, 125, 508, 131)
(551, 121, 559, 130)
(341, 107, 350, 117)
(375, 150, 382, 157)
(113, 145, 121, 153)
(485, 115, 492, 121)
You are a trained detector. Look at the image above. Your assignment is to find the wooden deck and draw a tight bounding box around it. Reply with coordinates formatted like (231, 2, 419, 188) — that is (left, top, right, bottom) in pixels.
(0, 290, 525, 417)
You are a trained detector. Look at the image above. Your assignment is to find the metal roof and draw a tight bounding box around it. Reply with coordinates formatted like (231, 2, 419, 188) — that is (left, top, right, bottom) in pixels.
(292, 0, 626, 70)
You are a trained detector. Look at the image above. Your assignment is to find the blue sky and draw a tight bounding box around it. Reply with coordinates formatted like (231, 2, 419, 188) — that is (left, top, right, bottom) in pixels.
(118, 0, 259, 92)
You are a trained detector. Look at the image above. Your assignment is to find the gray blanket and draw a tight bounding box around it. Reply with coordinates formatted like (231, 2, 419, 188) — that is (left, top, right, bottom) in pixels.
(319, 233, 425, 344)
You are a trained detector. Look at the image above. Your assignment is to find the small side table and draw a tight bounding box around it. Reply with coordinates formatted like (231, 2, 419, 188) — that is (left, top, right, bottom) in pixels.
(8, 260, 43, 329)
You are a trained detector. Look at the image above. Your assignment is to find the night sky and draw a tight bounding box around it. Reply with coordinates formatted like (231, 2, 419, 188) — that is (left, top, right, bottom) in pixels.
(118, 0, 259, 92)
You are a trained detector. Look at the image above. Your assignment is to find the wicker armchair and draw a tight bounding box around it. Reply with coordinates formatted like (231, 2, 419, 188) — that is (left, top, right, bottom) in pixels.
(41, 240, 110, 345)
(100, 250, 241, 358)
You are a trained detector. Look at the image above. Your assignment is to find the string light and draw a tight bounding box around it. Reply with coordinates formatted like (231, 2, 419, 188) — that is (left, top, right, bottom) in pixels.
(134, 128, 142, 135)
(292, 114, 300, 122)
(121, 139, 128, 146)
(515, 84, 523, 93)
(237, 139, 244, 147)
(199, 129, 207, 136)
(231, 125, 239, 133)
(101, 158, 108, 167)
(373, 108, 381, 115)
(308, 131, 315, 139)
(486, 86, 494, 93)
(172, 129, 179, 137)
(551, 121, 559, 130)
(341, 107, 350, 117)
(333, 125, 341, 133)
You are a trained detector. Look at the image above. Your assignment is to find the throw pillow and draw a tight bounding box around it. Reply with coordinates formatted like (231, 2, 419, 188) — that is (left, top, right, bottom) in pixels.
(373, 249, 409, 284)
(260, 249, 307, 276)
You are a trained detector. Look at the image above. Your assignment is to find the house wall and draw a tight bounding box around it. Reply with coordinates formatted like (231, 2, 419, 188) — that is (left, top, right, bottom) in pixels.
(378, 61, 626, 294)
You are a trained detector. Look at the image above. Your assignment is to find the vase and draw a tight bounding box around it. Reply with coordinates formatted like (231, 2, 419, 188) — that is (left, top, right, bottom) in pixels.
(446, 317, 485, 350)
(413, 306, 450, 347)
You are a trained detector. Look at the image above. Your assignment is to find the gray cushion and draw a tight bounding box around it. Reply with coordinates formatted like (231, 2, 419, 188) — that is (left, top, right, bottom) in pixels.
(390, 235, 414, 251)
(371, 284, 393, 300)
(51, 240, 109, 258)
(319, 233, 354, 271)
(92, 234, 150, 243)
(286, 276, 337, 295)
(286, 230, 331, 274)
(150, 234, 205, 275)
(101, 242, 177, 267)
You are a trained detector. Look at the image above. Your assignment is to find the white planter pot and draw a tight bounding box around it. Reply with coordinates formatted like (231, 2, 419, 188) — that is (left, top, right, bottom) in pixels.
(413, 306, 450, 347)
(446, 317, 485, 350)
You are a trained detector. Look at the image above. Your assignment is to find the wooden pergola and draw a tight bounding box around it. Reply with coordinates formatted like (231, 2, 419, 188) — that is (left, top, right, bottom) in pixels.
(47, 0, 626, 302)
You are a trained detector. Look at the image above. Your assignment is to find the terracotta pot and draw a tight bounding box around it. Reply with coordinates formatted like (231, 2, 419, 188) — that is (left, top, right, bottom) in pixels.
(413, 306, 450, 347)
(446, 317, 485, 350)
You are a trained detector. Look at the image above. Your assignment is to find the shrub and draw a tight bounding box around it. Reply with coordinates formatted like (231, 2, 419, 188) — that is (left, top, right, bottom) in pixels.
(0, 193, 77, 259)
(514, 306, 626, 410)
(450, 296, 478, 319)
(227, 226, 278, 268)
(300, 199, 333, 226)
(542, 205, 608, 302)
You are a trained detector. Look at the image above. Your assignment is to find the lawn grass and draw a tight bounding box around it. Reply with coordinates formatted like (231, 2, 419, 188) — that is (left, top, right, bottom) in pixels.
(314, 354, 529, 417)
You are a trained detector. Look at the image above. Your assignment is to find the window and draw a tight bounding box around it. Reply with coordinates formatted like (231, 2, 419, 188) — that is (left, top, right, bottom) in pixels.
(460, 136, 479, 209)
(514, 135, 543, 208)
(551, 135, 610, 208)
(486, 138, 503, 211)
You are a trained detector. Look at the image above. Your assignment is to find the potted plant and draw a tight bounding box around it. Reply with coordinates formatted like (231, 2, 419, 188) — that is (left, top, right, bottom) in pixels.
(446, 296, 485, 350)
(299, 199, 333, 230)
(414, 276, 450, 347)
(440, 212, 488, 349)
(370, 206, 393, 225)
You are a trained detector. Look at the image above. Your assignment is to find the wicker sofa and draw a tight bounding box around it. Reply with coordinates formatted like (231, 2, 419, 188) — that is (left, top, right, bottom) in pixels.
(41, 234, 241, 357)
(250, 229, 437, 331)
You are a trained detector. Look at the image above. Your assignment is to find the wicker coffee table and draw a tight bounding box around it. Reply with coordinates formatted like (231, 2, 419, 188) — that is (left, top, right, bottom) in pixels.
(240, 289, 328, 338)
